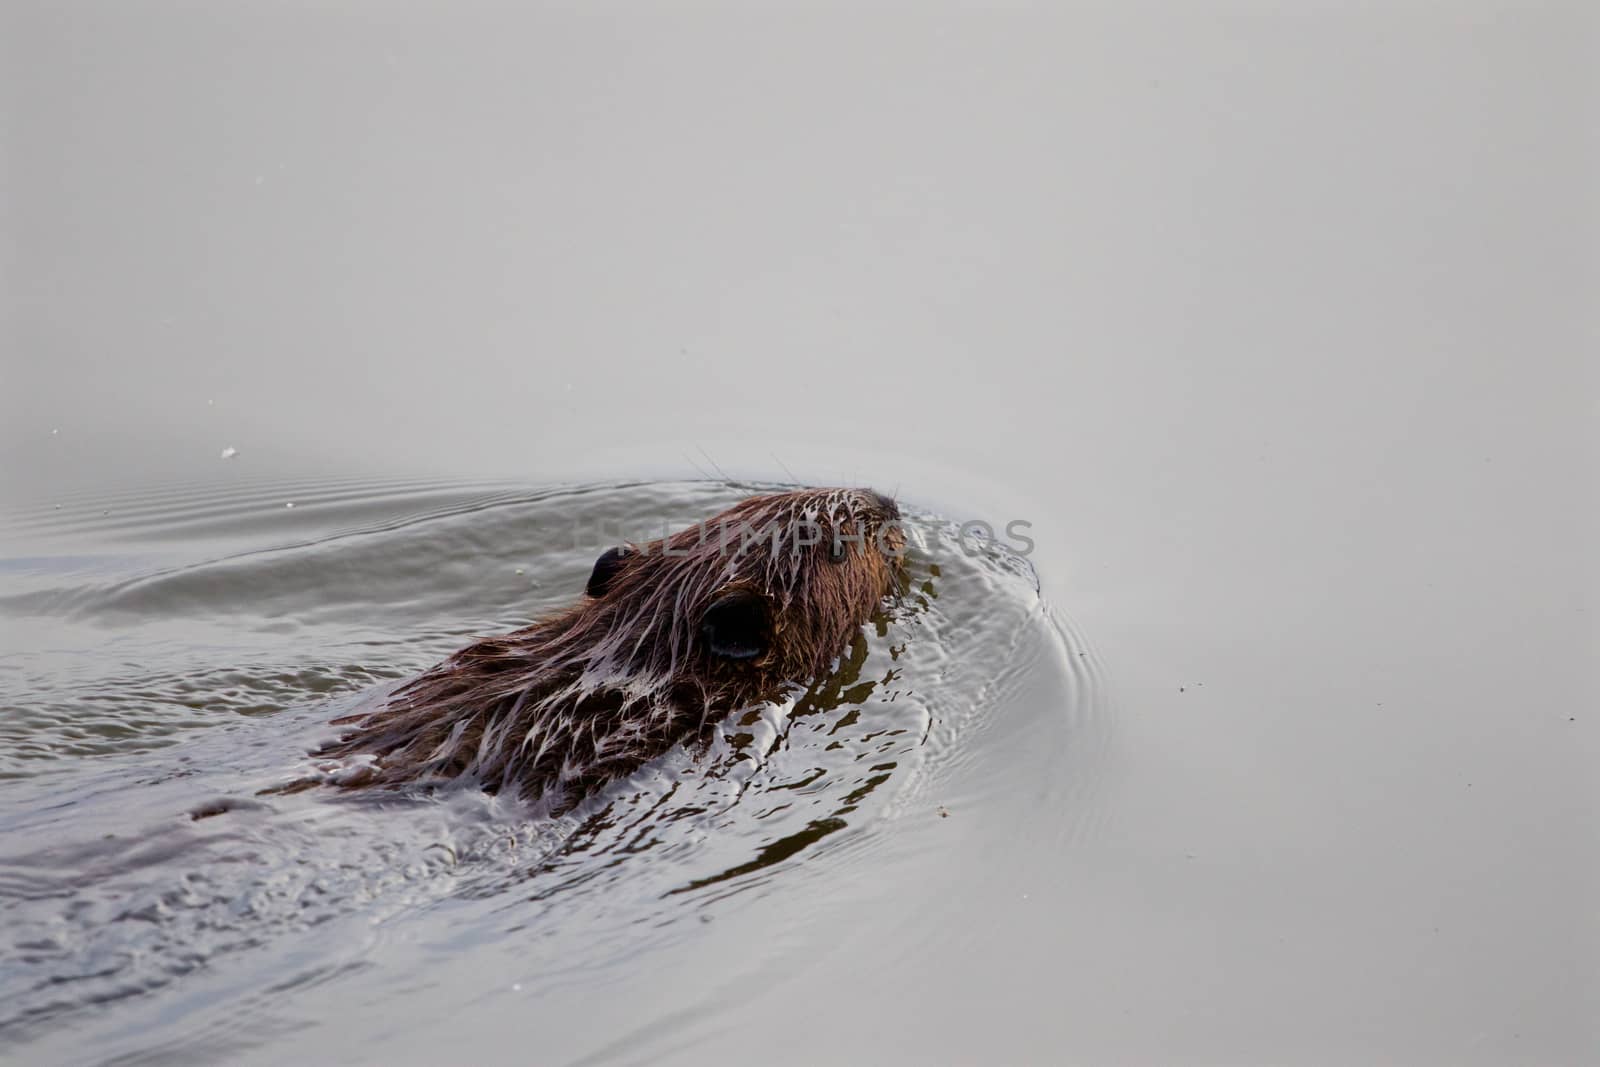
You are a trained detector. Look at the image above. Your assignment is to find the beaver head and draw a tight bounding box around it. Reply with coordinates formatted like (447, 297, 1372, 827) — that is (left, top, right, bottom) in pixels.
(578, 487, 904, 687)
(315, 487, 905, 808)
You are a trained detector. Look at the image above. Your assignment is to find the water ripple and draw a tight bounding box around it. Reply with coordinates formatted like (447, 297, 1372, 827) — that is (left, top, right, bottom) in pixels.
(0, 479, 1109, 1063)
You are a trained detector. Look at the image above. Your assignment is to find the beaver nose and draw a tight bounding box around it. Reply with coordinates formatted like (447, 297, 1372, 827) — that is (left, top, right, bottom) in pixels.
(869, 490, 900, 519)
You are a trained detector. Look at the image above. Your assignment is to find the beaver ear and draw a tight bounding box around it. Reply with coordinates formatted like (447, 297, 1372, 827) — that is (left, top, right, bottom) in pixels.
(700, 590, 770, 661)
(586, 546, 633, 597)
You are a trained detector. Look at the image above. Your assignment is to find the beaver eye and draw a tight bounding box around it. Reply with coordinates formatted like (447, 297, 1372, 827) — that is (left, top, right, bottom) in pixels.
(827, 537, 848, 563)
(701, 590, 770, 661)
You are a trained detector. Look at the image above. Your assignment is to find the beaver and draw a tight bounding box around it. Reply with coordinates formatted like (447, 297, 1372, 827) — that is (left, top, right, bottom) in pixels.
(305, 487, 905, 812)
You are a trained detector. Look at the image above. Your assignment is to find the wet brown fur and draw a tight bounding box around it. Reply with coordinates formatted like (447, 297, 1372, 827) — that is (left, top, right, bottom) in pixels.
(310, 488, 904, 811)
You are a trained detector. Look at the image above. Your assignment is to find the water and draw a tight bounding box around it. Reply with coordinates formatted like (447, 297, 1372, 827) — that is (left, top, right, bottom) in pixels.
(3, 3, 1594, 1063)
(0, 479, 1104, 1063)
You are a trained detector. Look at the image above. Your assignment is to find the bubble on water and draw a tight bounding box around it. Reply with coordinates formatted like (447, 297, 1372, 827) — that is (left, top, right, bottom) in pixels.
(220, 447, 238, 460)
(284, 502, 295, 509)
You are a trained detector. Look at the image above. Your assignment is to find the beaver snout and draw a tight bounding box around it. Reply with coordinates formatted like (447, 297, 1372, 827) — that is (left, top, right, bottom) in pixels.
(868, 490, 900, 520)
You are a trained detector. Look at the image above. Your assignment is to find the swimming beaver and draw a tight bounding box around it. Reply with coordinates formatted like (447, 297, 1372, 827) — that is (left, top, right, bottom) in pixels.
(310, 487, 904, 812)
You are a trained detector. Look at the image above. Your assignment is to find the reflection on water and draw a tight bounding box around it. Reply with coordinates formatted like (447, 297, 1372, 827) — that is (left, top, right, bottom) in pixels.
(0, 479, 1102, 1063)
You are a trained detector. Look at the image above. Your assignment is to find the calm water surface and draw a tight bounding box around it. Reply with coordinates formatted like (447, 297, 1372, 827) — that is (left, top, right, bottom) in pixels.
(3, 3, 1593, 1062)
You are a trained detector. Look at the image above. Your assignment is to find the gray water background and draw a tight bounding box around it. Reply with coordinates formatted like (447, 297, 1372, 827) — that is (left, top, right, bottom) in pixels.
(3, 3, 1596, 1064)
